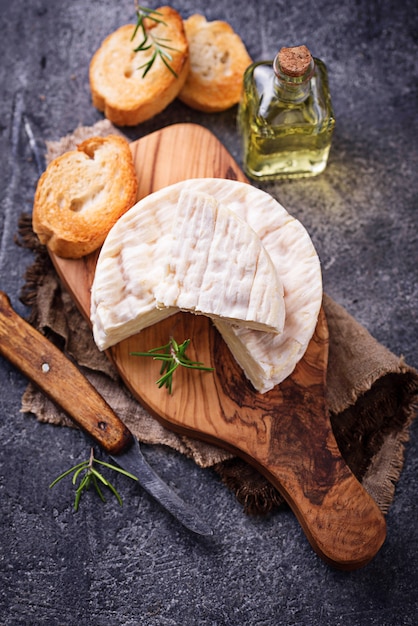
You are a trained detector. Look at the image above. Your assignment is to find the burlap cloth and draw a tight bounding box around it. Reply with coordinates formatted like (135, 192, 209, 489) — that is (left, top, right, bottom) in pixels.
(16, 121, 418, 515)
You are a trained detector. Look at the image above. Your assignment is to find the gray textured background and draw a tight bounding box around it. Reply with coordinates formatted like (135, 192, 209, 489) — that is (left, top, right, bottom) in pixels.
(1, 0, 417, 624)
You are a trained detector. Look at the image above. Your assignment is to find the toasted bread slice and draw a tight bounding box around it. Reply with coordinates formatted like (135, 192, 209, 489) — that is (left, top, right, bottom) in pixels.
(32, 135, 138, 258)
(178, 14, 252, 112)
(89, 6, 189, 126)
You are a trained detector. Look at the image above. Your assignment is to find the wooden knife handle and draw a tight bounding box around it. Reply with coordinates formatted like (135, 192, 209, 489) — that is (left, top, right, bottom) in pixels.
(0, 291, 133, 454)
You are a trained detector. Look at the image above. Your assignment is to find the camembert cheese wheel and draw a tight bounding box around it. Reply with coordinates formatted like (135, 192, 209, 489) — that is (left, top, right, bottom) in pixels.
(91, 179, 322, 393)
(154, 189, 285, 334)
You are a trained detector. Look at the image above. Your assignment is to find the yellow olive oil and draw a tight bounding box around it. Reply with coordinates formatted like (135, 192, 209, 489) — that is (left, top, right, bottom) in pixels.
(238, 46, 335, 180)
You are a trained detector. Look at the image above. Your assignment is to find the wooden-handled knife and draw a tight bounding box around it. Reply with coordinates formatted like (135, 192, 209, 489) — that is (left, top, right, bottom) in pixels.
(0, 291, 212, 536)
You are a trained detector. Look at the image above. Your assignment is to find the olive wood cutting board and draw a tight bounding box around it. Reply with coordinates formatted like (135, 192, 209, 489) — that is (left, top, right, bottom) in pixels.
(49, 122, 386, 569)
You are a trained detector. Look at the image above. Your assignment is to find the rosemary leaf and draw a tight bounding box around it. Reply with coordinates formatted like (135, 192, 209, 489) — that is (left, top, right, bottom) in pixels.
(72, 462, 89, 485)
(94, 459, 138, 482)
(74, 474, 90, 511)
(90, 467, 109, 486)
(49, 461, 87, 488)
(92, 475, 107, 503)
(133, 41, 153, 52)
(106, 481, 124, 507)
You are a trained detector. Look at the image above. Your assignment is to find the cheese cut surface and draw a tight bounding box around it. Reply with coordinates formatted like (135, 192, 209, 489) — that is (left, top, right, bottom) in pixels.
(154, 189, 285, 334)
(91, 178, 322, 392)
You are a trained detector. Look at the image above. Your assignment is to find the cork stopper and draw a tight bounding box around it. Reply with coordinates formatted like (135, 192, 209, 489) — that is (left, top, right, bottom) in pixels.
(277, 45, 312, 77)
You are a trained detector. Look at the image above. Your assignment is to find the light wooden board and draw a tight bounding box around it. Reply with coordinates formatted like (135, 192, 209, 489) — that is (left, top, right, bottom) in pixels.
(50, 122, 386, 569)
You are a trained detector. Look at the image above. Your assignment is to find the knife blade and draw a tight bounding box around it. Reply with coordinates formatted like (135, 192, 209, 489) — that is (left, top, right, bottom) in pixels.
(0, 291, 212, 536)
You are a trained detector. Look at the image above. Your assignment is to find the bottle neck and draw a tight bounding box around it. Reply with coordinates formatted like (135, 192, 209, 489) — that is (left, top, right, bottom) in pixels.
(272, 53, 315, 104)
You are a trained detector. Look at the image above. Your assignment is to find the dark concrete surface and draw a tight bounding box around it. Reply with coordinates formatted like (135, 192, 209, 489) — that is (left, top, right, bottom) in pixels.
(1, 0, 418, 624)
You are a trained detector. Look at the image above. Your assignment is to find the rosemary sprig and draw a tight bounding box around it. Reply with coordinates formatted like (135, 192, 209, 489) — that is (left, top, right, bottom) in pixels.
(131, 337, 214, 394)
(49, 447, 138, 511)
(132, 4, 179, 78)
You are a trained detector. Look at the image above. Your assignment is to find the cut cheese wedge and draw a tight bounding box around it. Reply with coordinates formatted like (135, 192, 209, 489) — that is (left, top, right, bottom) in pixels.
(91, 178, 322, 393)
(154, 189, 285, 334)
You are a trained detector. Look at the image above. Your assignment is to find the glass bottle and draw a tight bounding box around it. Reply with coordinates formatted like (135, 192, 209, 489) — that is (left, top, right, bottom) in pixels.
(238, 45, 335, 180)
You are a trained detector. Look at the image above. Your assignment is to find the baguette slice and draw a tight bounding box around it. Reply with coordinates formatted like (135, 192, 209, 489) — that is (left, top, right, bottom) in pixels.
(178, 14, 252, 112)
(89, 6, 189, 126)
(154, 189, 285, 333)
(91, 179, 322, 393)
(32, 135, 138, 259)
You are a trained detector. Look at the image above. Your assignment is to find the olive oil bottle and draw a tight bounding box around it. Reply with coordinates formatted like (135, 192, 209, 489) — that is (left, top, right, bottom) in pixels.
(238, 45, 335, 180)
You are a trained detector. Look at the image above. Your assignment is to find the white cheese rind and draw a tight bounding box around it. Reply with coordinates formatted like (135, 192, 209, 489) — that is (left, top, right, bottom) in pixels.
(154, 189, 285, 333)
(91, 179, 322, 392)
(90, 195, 176, 350)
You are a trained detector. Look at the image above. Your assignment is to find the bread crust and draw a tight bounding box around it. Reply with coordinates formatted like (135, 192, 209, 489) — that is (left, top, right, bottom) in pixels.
(178, 14, 252, 112)
(89, 6, 189, 126)
(32, 135, 138, 258)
